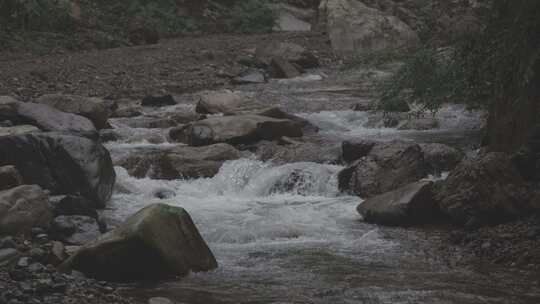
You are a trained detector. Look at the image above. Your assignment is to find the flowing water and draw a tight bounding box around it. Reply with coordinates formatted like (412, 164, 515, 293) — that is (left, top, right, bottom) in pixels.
(105, 70, 540, 303)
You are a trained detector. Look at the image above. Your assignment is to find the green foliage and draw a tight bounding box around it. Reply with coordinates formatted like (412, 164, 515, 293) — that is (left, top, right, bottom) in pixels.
(378, 0, 540, 114)
(126, 0, 198, 34)
(227, 0, 276, 34)
(0, 0, 73, 31)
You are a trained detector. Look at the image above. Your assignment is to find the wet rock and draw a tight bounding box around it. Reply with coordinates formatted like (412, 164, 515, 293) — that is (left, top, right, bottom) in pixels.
(99, 129, 123, 142)
(255, 140, 341, 165)
(270, 57, 302, 79)
(339, 141, 427, 198)
(117, 143, 244, 179)
(0, 185, 53, 235)
(341, 139, 377, 163)
(319, 0, 419, 55)
(420, 143, 464, 173)
(49, 195, 99, 219)
(171, 115, 303, 146)
(0, 248, 20, 266)
(256, 42, 319, 69)
(0, 165, 23, 191)
(35, 94, 110, 129)
(113, 116, 177, 129)
(436, 152, 532, 226)
(232, 70, 266, 84)
(61, 203, 218, 282)
(49, 241, 67, 265)
(111, 106, 143, 118)
(51, 215, 101, 246)
(0, 125, 40, 137)
(141, 95, 176, 107)
(357, 181, 439, 226)
(0, 132, 115, 208)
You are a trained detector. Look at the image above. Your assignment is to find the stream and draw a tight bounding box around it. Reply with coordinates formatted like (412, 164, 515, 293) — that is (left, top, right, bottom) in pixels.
(104, 68, 540, 304)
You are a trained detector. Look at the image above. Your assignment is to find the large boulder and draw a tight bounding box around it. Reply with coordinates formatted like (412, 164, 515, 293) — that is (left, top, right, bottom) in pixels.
(319, 0, 419, 55)
(341, 139, 377, 163)
(420, 143, 464, 173)
(35, 94, 110, 129)
(339, 141, 427, 198)
(357, 181, 438, 226)
(117, 143, 245, 179)
(0, 185, 53, 235)
(14, 102, 96, 133)
(0, 133, 115, 208)
(0, 165, 23, 191)
(170, 115, 303, 146)
(61, 203, 217, 282)
(436, 152, 532, 226)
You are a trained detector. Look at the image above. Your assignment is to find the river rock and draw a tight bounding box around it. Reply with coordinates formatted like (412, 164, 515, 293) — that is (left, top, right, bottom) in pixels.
(0, 132, 115, 208)
(339, 141, 427, 198)
(272, 3, 314, 32)
(0, 248, 20, 266)
(112, 106, 143, 118)
(232, 70, 266, 84)
(357, 181, 438, 226)
(49, 195, 99, 219)
(436, 152, 532, 226)
(255, 140, 341, 165)
(35, 94, 110, 129)
(319, 0, 419, 55)
(141, 95, 176, 107)
(16, 102, 96, 133)
(170, 115, 303, 146)
(0, 165, 23, 191)
(341, 139, 378, 163)
(0, 185, 53, 235)
(256, 42, 319, 69)
(397, 117, 439, 130)
(270, 57, 302, 79)
(420, 143, 464, 172)
(118, 143, 245, 179)
(51, 215, 101, 246)
(0, 125, 40, 137)
(61, 203, 218, 282)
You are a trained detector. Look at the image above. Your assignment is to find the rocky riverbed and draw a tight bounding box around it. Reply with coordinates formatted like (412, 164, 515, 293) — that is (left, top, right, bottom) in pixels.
(1, 8, 540, 304)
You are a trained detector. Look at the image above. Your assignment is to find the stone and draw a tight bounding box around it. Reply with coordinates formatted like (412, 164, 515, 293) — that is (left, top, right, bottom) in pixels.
(0, 132, 115, 208)
(49, 195, 99, 219)
(148, 297, 174, 304)
(256, 42, 319, 69)
(0, 248, 20, 266)
(339, 141, 427, 198)
(357, 181, 438, 226)
(35, 94, 110, 129)
(51, 215, 101, 246)
(436, 152, 532, 226)
(0, 166, 23, 191)
(270, 57, 302, 79)
(420, 143, 464, 172)
(170, 115, 303, 146)
(255, 140, 341, 165)
(112, 106, 143, 118)
(61, 203, 218, 282)
(232, 70, 266, 84)
(341, 140, 377, 163)
(117, 143, 244, 180)
(0, 125, 40, 137)
(16, 102, 96, 133)
(141, 95, 176, 107)
(319, 0, 419, 55)
(0, 185, 53, 235)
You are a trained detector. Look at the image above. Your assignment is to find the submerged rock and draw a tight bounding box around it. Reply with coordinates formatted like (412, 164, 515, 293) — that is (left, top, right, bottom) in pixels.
(339, 141, 427, 198)
(35, 94, 110, 130)
(61, 203, 217, 282)
(0, 133, 115, 208)
(357, 181, 438, 226)
(170, 115, 303, 146)
(436, 152, 532, 226)
(0, 185, 53, 235)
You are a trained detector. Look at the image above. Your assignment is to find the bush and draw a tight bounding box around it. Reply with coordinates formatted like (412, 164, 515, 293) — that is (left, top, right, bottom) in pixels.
(0, 0, 73, 31)
(126, 0, 199, 34)
(227, 0, 276, 34)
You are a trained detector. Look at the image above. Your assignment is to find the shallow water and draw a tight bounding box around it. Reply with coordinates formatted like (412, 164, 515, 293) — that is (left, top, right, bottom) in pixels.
(106, 70, 539, 303)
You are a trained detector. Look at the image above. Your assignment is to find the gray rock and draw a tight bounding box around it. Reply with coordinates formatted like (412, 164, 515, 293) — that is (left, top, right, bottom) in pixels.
(357, 181, 438, 226)
(170, 115, 303, 146)
(51, 215, 101, 246)
(141, 95, 176, 107)
(0, 248, 20, 266)
(341, 139, 377, 163)
(0, 165, 23, 191)
(339, 141, 427, 198)
(148, 297, 174, 304)
(112, 106, 143, 118)
(0, 132, 115, 208)
(117, 143, 244, 179)
(397, 117, 439, 130)
(420, 143, 464, 172)
(35, 94, 110, 129)
(270, 57, 302, 79)
(0, 185, 53, 235)
(232, 70, 266, 84)
(61, 203, 217, 282)
(256, 42, 319, 69)
(0, 125, 40, 137)
(16, 102, 96, 133)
